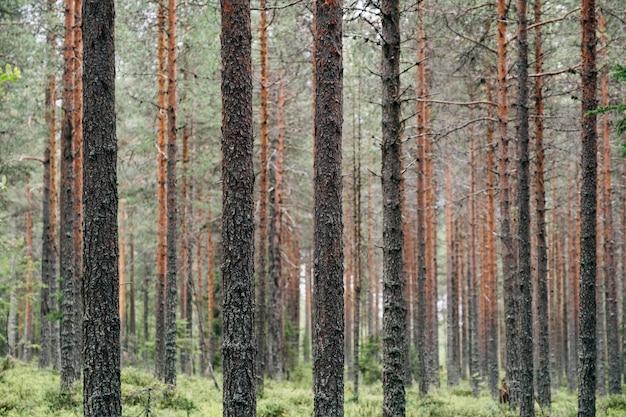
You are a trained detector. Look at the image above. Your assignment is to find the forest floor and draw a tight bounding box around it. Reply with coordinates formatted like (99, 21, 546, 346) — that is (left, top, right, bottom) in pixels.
(1, 358, 625, 416)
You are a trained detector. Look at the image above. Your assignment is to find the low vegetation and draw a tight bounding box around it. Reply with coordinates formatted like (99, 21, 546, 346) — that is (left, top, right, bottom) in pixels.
(3, 358, 626, 416)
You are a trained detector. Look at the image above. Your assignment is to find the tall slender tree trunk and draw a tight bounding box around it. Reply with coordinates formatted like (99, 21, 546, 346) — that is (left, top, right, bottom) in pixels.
(533, 0, 550, 406)
(119, 202, 127, 358)
(313, 0, 344, 411)
(129, 214, 137, 361)
(303, 253, 312, 363)
(381, 0, 407, 413)
(60, 0, 80, 389)
(516, 1, 535, 415)
(82, 0, 121, 411)
(207, 196, 215, 366)
(256, 0, 270, 392)
(164, 0, 179, 385)
(23, 188, 34, 362)
(578, 0, 598, 415)
(221, 0, 256, 411)
(180, 115, 193, 375)
(497, 0, 519, 404)
(352, 96, 363, 399)
(598, 12, 621, 395)
(155, 0, 168, 380)
(445, 160, 460, 387)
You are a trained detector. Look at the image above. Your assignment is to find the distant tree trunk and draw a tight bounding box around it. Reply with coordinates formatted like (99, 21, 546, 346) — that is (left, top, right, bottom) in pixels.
(345, 166, 354, 382)
(256, 0, 270, 393)
(533, 0, 551, 407)
(596, 141, 606, 397)
(578, 0, 598, 415)
(303, 253, 312, 363)
(381, 0, 407, 413)
(40, 0, 60, 368)
(221, 0, 256, 412)
(82, 0, 121, 412)
(164, 0, 179, 386)
(155, 0, 168, 380)
(143, 260, 151, 365)
(415, 2, 428, 395)
(119, 202, 127, 358)
(129, 214, 137, 361)
(623, 158, 626, 384)
(72, 0, 84, 375)
(497, 0, 519, 405)
(352, 102, 363, 398)
(445, 161, 460, 387)
(23, 188, 34, 362)
(482, 69, 499, 400)
(195, 191, 205, 374)
(567, 170, 580, 393)
(598, 12, 621, 396)
(515, 1, 535, 415)
(60, 0, 80, 390)
(180, 115, 192, 376)
(313, 0, 344, 411)
(207, 197, 215, 365)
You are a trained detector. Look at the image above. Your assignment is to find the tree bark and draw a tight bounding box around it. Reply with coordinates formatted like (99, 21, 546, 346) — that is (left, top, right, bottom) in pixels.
(119, 202, 126, 359)
(221, 0, 256, 412)
(578, 0, 598, 415)
(445, 161, 460, 387)
(23, 188, 34, 362)
(516, 1, 535, 415)
(381, 0, 407, 413)
(164, 0, 178, 385)
(313, 0, 344, 412)
(598, 12, 621, 396)
(82, 0, 121, 411)
(155, 0, 168, 380)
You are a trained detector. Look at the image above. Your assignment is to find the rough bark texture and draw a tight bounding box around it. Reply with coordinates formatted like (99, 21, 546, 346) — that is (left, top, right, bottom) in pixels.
(82, 0, 121, 412)
(313, 0, 344, 412)
(599, 12, 621, 396)
(60, 0, 80, 389)
(180, 125, 192, 375)
(381, 0, 406, 413)
(445, 161, 460, 387)
(578, 0, 597, 415)
(497, 0, 519, 405)
(24, 188, 34, 362)
(155, 0, 168, 380)
(119, 204, 126, 353)
(533, 0, 551, 407)
(164, 0, 178, 385)
(516, 1, 535, 415)
(221, 0, 256, 412)
(255, 0, 269, 392)
(352, 98, 363, 399)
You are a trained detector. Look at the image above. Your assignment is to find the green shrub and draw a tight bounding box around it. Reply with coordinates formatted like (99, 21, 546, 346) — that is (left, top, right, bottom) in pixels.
(258, 400, 288, 417)
(44, 389, 81, 412)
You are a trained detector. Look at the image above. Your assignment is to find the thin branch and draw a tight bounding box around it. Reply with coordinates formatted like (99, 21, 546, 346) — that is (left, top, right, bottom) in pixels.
(528, 64, 580, 78)
(419, 98, 496, 106)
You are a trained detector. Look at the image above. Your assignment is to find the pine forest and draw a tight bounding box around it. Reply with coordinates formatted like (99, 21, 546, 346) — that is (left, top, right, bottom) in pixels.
(1, 0, 626, 416)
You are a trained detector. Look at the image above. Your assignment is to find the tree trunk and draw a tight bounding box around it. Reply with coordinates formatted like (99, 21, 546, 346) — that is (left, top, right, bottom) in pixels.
(82, 0, 121, 411)
(533, 0, 551, 406)
(155, 0, 168, 380)
(180, 113, 192, 376)
(119, 202, 127, 359)
(445, 161, 460, 387)
(207, 196, 215, 367)
(221, 0, 256, 412)
(256, 0, 270, 393)
(23, 188, 34, 362)
(352, 99, 363, 398)
(598, 12, 621, 395)
(60, 0, 80, 389)
(164, 0, 179, 385)
(381, 0, 407, 413)
(516, 1, 535, 415)
(143, 260, 151, 365)
(129, 214, 137, 361)
(313, 0, 344, 412)
(303, 253, 311, 363)
(578, 0, 598, 415)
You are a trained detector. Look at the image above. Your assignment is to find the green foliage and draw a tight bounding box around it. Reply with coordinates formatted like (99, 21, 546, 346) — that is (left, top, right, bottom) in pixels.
(0, 64, 21, 92)
(44, 389, 81, 412)
(359, 336, 382, 384)
(160, 387, 197, 415)
(587, 65, 626, 156)
(257, 400, 288, 417)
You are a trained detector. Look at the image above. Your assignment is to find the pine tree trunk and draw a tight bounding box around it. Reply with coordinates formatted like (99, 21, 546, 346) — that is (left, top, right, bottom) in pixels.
(207, 198, 215, 367)
(313, 0, 344, 411)
(352, 103, 363, 398)
(221, 0, 256, 412)
(155, 0, 168, 380)
(256, 0, 270, 392)
(23, 188, 33, 362)
(164, 0, 179, 385)
(578, 0, 598, 414)
(60, 0, 80, 389)
(598, 12, 621, 395)
(381, 0, 407, 412)
(82, 0, 121, 411)
(119, 203, 127, 359)
(180, 116, 192, 376)
(129, 216, 137, 361)
(445, 161, 460, 387)
(516, 1, 535, 414)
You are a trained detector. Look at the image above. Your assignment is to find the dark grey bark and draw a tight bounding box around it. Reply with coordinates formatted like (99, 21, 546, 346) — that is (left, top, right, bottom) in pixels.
(82, 0, 121, 412)
(446, 209, 459, 387)
(533, 0, 551, 407)
(381, 0, 406, 413)
(516, 1, 534, 415)
(164, 0, 178, 385)
(40, 148, 55, 369)
(220, 0, 256, 413)
(312, 0, 344, 413)
(578, 0, 597, 416)
(267, 132, 284, 380)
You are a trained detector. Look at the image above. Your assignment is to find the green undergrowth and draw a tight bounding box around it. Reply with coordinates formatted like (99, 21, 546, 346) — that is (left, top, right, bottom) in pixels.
(1, 359, 626, 416)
